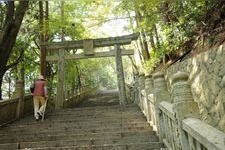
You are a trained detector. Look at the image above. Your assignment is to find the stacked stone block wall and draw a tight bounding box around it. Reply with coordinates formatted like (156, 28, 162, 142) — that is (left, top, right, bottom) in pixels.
(165, 45, 225, 132)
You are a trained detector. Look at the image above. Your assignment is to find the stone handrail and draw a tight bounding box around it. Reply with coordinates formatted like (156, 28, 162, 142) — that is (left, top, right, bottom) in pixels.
(0, 80, 94, 126)
(182, 118, 225, 150)
(148, 94, 157, 131)
(159, 101, 175, 120)
(64, 88, 96, 108)
(125, 83, 135, 104)
(136, 71, 225, 150)
(0, 98, 19, 126)
(64, 87, 86, 101)
(0, 94, 33, 126)
(158, 100, 225, 150)
(158, 101, 176, 150)
(23, 94, 33, 115)
(0, 80, 34, 126)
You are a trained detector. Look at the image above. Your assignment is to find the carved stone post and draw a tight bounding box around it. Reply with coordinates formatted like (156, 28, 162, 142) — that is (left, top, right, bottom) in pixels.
(134, 74, 139, 105)
(145, 75, 153, 123)
(153, 72, 170, 140)
(115, 44, 127, 105)
(172, 72, 200, 150)
(13, 80, 25, 118)
(138, 73, 145, 112)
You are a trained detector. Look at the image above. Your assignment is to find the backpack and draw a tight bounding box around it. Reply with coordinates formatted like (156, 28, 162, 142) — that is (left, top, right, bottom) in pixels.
(30, 82, 35, 93)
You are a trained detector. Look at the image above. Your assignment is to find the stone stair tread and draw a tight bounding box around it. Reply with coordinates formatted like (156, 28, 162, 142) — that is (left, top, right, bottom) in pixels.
(0, 130, 156, 143)
(9, 116, 148, 126)
(4, 121, 150, 130)
(9, 106, 142, 122)
(0, 143, 19, 150)
(0, 126, 153, 137)
(4, 119, 148, 128)
(15, 105, 139, 116)
(0, 125, 151, 134)
(18, 137, 160, 148)
(19, 142, 164, 150)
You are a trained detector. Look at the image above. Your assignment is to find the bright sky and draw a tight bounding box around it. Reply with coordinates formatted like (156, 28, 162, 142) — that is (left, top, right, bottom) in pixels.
(84, 2, 133, 38)
(100, 18, 131, 37)
(86, 1, 132, 38)
(85, 17, 132, 38)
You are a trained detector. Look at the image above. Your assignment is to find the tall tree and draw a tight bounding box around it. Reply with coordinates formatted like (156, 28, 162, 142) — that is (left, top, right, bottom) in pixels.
(0, 1, 29, 99)
(39, 1, 46, 77)
(134, 1, 150, 62)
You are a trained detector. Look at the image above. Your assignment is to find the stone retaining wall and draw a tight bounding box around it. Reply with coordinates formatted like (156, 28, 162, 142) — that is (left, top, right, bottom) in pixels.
(165, 45, 225, 132)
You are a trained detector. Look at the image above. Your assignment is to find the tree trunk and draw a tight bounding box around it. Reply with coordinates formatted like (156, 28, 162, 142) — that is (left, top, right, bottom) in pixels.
(134, 2, 150, 62)
(154, 24, 160, 49)
(75, 63, 82, 89)
(149, 31, 156, 52)
(160, 1, 178, 25)
(39, 1, 47, 77)
(0, 1, 29, 99)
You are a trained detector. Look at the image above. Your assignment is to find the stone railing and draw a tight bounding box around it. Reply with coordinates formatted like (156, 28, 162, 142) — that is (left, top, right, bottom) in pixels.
(64, 86, 86, 101)
(125, 83, 135, 104)
(0, 81, 97, 125)
(0, 80, 33, 126)
(49, 86, 95, 108)
(64, 88, 96, 108)
(137, 72, 225, 150)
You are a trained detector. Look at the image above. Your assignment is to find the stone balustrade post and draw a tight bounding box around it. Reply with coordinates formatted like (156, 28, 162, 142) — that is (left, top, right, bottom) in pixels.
(69, 89, 71, 99)
(13, 80, 25, 119)
(134, 74, 139, 105)
(171, 72, 200, 150)
(144, 75, 153, 123)
(138, 73, 145, 112)
(129, 84, 135, 104)
(153, 72, 170, 141)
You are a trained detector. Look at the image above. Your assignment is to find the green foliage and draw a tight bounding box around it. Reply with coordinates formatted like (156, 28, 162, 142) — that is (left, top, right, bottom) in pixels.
(65, 58, 117, 90)
(114, 0, 215, 72)
(2, 0, 216, 96)
(48, 1, 88, 40)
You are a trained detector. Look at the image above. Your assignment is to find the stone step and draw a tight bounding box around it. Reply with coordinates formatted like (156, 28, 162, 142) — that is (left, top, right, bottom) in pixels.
(1, 123, 151, 135)
(44, 114, 145, 121)
(19, 142, 164, 150)
(58, 105, 138, 110)
(48, 106, 140, 113)
(12, 115, 147, 123)
(47, 109, 142, 116)
(7, 118, 148, 128)
(5, 121, 149, 129)
(10, 106, 139, 118)
(0, 130, 157, 144)
(0, 127, 154, 137)
(0, 143, 19, 150)
(42, 108, 143, 115)
(18, 136, 159, 149)
(0, 122, 151, 131)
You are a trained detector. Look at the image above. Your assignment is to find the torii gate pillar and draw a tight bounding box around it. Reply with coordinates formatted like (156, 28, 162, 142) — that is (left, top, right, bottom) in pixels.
(56, 49, 65, 109)
(115, 44, 127, 105)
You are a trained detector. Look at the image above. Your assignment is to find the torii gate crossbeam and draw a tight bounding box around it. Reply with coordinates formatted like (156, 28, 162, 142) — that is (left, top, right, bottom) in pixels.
(40, 33, 139, 50)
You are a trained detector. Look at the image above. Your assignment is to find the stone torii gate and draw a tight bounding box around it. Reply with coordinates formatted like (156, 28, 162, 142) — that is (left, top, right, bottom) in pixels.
(40, 33, 139, 109)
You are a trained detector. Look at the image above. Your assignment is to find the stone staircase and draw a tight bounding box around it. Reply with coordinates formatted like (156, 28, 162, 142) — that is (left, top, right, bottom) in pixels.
(0, 90, 164, 150)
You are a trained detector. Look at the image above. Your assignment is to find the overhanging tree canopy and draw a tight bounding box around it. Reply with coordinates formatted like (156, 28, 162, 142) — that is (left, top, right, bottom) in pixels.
(0, 1, 29, 99)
